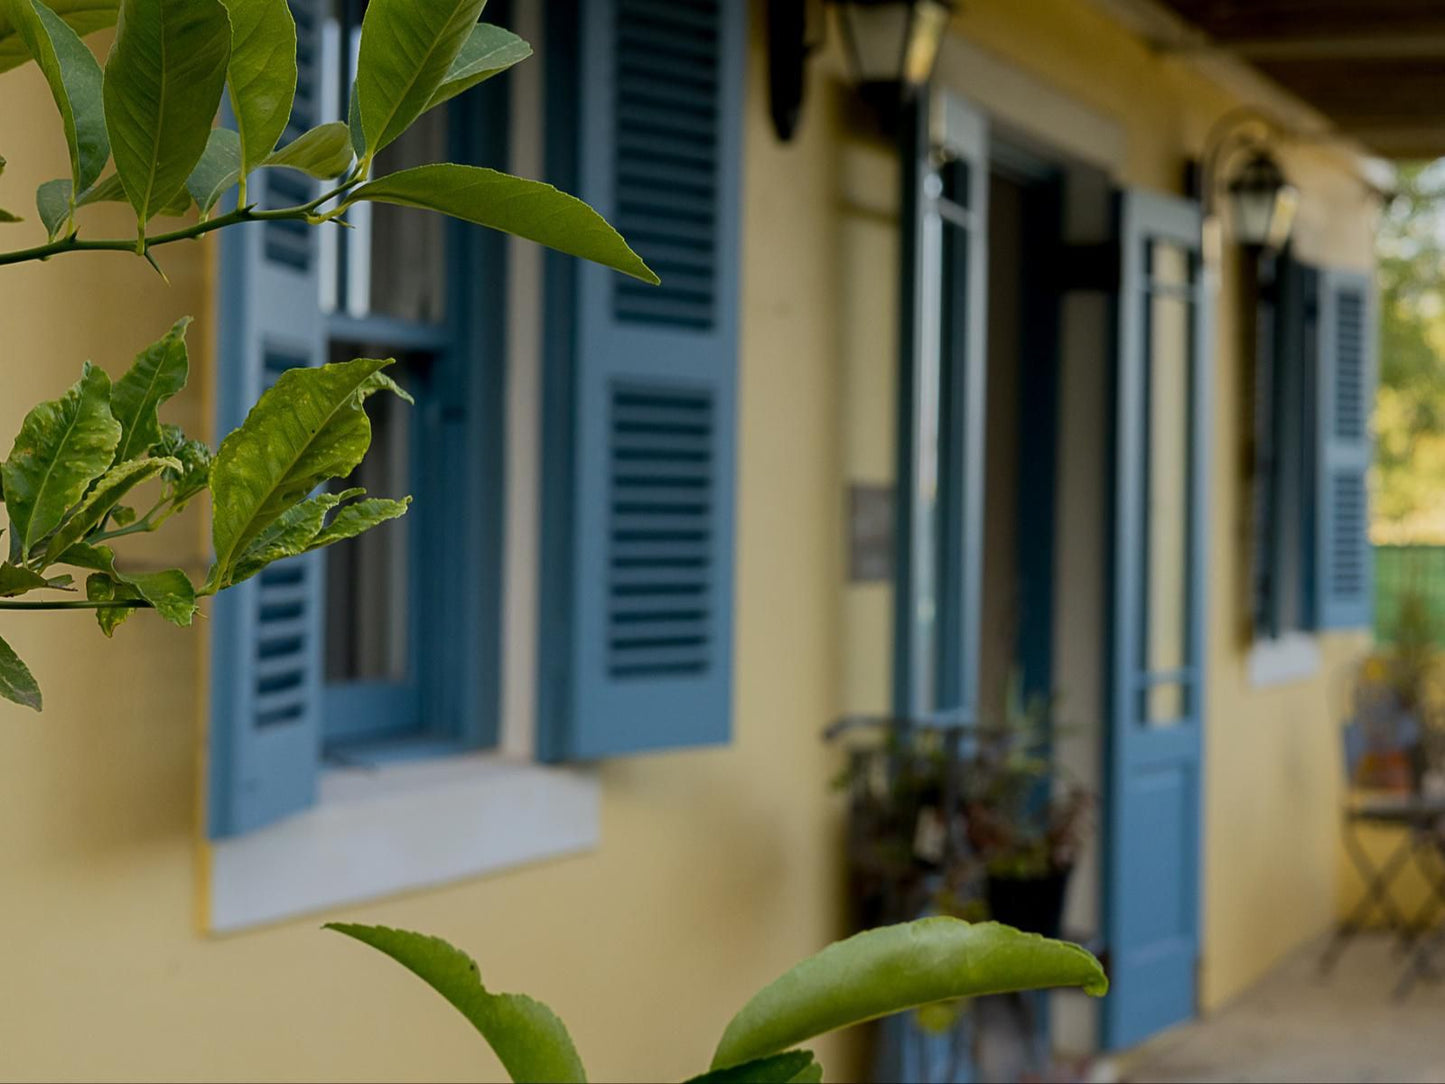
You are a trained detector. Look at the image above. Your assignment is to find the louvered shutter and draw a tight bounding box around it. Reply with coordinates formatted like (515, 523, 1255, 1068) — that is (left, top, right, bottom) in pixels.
(1314, 269, 1376, 630)
(539, 0, 745, 760)
(208, 0, 326, 838)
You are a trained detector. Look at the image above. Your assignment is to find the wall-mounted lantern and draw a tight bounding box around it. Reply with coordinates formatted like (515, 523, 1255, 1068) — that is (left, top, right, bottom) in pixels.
(769, 0, 957, 142)
(1195, 108, 1298, 259)
(1226, 148, 1299, 252)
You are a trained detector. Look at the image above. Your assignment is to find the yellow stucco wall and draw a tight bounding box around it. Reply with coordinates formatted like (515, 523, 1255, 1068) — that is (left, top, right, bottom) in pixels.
(0, 2, 1381, 1079)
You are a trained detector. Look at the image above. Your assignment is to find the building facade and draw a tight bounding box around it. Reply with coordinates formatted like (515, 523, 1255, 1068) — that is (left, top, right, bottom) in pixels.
(0, 0, 1378, 1079)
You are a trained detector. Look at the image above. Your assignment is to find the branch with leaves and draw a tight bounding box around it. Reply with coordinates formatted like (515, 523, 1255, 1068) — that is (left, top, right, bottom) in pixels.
(0, 0, 656, 709)
(327, 919, 1108, 1083)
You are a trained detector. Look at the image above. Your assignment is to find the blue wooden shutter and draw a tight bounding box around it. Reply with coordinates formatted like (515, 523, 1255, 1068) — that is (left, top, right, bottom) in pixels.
(209, 0, 326, 838)
(1314, 268, 1375, 629)
(539, 0, 745, 760)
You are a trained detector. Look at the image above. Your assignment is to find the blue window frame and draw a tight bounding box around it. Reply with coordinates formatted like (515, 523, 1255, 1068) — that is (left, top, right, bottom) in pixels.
(315, 0, 506, 760)
(209, 0, 509, 837)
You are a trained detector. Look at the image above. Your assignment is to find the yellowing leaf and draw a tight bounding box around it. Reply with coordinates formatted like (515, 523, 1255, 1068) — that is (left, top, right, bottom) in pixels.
(111, 316, 191, 463)
(208, 357, 403, 589)
(2, 361, 120, 562)
(0, 633, 40, 710)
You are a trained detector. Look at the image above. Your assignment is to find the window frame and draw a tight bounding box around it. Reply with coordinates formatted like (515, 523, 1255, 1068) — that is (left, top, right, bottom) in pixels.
(313, 0, 509, 760)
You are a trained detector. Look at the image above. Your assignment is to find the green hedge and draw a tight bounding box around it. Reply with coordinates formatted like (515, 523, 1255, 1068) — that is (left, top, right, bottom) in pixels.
(1375, 545, 1445, 644)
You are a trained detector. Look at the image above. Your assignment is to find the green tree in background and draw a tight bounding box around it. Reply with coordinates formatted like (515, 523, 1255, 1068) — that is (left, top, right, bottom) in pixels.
(1376, 160, 1445, 541)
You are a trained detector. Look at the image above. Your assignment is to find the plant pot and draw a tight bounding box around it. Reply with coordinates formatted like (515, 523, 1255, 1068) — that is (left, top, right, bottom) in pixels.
(985, 867, 1072, 939)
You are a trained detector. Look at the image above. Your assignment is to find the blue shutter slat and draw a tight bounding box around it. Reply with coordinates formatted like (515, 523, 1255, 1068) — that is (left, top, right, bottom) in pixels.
(209, 0, 327, 838)
(1315, 269, 1376, 630)
(540, 0, 744, 761)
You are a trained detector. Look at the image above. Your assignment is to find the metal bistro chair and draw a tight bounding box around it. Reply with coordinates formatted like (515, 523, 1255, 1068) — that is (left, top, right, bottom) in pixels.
(1322, 712, 1445, 997)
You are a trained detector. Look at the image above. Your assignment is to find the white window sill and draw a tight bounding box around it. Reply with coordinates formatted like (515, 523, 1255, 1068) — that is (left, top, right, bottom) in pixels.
(206, 755, 599, 933)
(1247, 632, 1322, 688)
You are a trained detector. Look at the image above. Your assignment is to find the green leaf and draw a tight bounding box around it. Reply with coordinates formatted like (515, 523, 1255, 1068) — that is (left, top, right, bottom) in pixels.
(0, 208, 19, 224)
(41, 455, 174, 563)
(0, 633, 41, 710)
(207, 357, 402, 589)
(78, 170, 125, 204)
(423, 22, 529, 112)
(347, 78, 364, 159)
(120, 566, 194, 626)
(228, 487, 356, 584)
(85, 570, 132, 636)
(354, 0, 485, 158)
(36, 178, 71, 238)
(342, 164, 658, 284)
(306, 495, 409, 551)
(0, 0, 115, 75)
(186, 127, 240, 214)
(684, 1052, 818, 1084)
(111, 316, 190, 463)
(710, 919, 1108, 1071)
(102, 0, 231, 227)
(69, 543, 196, 629)
(326, 924, 588, 1084)
(262, 121, 353, 179)
(6, 0, 110, 195)
(2, 361, 121, 562)
(0, 562, 49, 597)
(217, 0, 296, 176)
(39, 167, 153, 235)
(151, 424, 211, 509)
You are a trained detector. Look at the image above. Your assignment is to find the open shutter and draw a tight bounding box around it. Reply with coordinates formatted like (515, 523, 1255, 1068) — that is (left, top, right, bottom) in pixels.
(208, 0, 326, 838)
(1314, 269, 1376, 629)
(539, 0, 745, 760)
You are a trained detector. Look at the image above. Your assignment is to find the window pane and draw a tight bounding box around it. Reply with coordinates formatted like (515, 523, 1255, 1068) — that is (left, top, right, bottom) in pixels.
(324, 347, 424, 684)
(1143, 683, 1188, 725)
(1143, 243, 1192, 724)
(365, 107, 449, 323)
(1150, 240, 1189, 287)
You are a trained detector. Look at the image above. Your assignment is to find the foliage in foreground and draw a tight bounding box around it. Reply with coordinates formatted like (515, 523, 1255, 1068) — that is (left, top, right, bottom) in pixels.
(328, 918, 1108, 1083)
(0, 0, 655, 708)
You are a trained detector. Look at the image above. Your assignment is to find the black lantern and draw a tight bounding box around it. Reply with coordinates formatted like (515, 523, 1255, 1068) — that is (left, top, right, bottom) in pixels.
(769, 0, 957, 141)
(1226, 149, 1298, 251)
(837, 0, 954, 100)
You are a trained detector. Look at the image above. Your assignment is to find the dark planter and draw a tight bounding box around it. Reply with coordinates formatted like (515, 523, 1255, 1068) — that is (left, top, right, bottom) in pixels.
(985, 867, 1072, 938)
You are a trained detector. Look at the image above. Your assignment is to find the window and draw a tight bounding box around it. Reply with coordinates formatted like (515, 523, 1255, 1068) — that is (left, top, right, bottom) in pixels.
(206, 0, 747, 929)
(1251, 249, 1375, 644)
(318, 0, 505, 760)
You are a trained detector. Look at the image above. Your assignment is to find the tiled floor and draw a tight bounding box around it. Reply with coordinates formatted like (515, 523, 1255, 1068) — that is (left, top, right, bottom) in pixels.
(1120, 933, 1445, 1083)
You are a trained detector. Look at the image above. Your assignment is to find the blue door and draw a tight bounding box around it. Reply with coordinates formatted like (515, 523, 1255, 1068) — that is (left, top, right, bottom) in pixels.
(1103, 190, 1209, 1049)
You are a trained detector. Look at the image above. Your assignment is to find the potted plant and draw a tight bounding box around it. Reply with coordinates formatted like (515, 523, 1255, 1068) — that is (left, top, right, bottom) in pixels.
(963, 679, 1093, 939)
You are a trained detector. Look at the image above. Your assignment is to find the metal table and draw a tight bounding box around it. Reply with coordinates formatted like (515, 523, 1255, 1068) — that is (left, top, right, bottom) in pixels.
(1320, 793, 1445, 997)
